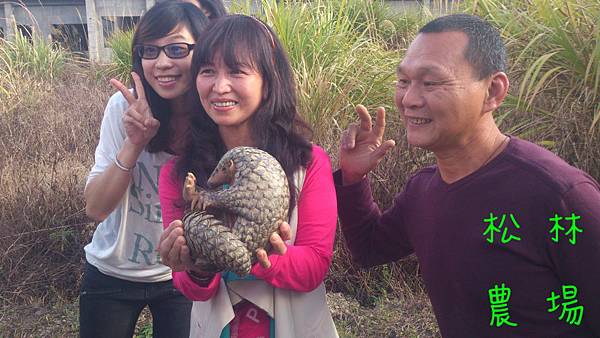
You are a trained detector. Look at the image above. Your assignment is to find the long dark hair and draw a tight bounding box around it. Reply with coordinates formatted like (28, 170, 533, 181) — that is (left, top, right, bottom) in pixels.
(130, 2, 209, 153)
(177, 15, 313, 211)
(194, 0, 227, 18)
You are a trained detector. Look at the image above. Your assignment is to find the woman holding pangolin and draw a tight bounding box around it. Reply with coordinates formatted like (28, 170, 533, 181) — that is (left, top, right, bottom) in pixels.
(158, 14, 339, 338)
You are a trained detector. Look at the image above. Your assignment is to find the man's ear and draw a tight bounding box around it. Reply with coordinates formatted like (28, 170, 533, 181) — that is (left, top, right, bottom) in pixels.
(483, 72, 509, 114)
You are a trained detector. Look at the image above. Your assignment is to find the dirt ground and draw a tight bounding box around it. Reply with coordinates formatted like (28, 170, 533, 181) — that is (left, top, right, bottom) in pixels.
(0, 292, 439, 337)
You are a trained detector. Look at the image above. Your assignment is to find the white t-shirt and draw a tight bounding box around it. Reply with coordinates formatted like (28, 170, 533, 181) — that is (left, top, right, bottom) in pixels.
(85, 92, 173, 282)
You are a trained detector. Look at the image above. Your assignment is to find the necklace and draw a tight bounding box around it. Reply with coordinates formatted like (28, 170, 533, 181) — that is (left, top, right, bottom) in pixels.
(481, 135, 509, 168)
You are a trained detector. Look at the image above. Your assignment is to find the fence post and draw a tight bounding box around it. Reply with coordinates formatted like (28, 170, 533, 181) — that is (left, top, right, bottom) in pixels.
(3, 2, 16, 40)
(85, 0, 101, 61)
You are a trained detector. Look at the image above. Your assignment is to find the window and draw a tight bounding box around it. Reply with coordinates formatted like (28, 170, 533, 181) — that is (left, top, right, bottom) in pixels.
(51, 24, 89, 54)
(17, 25, 33, 43)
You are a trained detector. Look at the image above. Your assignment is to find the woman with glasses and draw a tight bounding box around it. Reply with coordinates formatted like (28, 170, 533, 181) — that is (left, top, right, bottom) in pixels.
(80, 2, 220, 337)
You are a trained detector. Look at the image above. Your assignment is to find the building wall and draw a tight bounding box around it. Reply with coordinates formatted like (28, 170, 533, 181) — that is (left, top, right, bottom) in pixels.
(86, 0, 150, 61)
(1, 0, 454, 61)
(12, 4, 86, 40)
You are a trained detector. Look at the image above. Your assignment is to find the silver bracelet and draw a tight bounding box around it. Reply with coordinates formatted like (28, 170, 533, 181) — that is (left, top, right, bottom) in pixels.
(114, 157, 135, 172)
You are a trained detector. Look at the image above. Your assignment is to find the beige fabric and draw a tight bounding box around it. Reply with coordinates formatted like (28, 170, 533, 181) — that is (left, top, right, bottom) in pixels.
(189, 169, 338, 338)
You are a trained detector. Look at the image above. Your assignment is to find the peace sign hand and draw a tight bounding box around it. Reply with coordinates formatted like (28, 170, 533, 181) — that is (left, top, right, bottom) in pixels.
(339, 105, 396, 185)
(110, 72, 160, 147)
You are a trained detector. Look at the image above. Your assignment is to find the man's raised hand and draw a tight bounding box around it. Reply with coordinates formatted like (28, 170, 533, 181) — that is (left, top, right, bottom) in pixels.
(339, 105, 396, 185)
(110, 72, 160, 147)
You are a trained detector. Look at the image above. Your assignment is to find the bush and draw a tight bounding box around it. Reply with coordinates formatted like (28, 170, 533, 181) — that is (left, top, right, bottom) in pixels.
(467, 0, 600, 179)
(107, 29, 135, 84)
(0, 29, 69, 112)
(0, 67, 112, 302)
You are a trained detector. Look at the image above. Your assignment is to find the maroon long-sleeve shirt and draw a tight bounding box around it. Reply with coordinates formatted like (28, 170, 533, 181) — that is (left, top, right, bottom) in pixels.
(336, 137, 600, 338)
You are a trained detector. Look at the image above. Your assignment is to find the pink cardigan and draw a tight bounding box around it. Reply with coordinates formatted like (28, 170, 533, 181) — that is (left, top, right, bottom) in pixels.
(158, 145, 337, 300)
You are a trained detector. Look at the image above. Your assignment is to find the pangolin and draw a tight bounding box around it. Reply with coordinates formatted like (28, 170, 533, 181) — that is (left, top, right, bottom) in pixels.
(182, 147, 289, 276)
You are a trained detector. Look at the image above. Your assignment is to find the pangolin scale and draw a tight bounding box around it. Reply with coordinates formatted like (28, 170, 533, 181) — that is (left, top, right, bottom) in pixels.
(182, 147, 289, 276)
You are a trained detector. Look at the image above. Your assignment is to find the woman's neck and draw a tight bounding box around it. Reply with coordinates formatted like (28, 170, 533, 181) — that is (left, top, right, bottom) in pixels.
(169, 90, 194, 116)
(220, 127, 256, 150)
(166, 92, 195, 155)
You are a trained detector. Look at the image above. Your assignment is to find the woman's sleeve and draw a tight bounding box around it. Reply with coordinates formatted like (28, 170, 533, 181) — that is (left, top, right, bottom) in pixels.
(251, 145, 337, 292)
(158, 159, 221, 301)
(86, 92, 128, 186)
(158, 158, 185, 229)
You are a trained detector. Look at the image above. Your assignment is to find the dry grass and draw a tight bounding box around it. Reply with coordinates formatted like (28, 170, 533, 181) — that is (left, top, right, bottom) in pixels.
(1, 0, 599, 336)
(0, 46, 439, 338)
(0, 63, 112, 304)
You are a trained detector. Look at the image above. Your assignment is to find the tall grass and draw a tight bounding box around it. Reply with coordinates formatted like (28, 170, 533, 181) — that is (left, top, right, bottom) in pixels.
(467, 0, 600, 178)
(0, 68, 111, 303)
(0, 28, 68, 80)
(260, 0, 400, 142)
(0, 27, 109, 303)
(250, 0, 438, 303)
(0, 28, 69, 111)
(107, 29, 135, 84)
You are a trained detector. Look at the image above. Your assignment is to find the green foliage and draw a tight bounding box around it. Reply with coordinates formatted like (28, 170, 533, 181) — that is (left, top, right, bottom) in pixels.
(135, 323, 153, 338)
(0, 29, 68, 80)
(0, 29, 69, 101)
(107, 29, 134, 83)
(255, 0, 402, 143)
(467, 0, 600, 134)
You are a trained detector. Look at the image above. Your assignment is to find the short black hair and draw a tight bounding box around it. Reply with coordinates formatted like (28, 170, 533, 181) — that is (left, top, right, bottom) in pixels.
(419, 14, 507, 79)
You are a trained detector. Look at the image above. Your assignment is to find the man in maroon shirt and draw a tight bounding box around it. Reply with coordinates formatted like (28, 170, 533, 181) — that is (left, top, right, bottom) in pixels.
(336, 14, 600, 337)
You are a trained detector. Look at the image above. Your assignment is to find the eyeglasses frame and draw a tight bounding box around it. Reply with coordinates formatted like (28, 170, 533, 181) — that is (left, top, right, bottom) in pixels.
(135, 42, 196, 60)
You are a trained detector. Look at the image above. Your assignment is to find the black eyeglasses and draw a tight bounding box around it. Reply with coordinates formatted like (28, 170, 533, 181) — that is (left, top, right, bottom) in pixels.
(135, 43, 195, 60)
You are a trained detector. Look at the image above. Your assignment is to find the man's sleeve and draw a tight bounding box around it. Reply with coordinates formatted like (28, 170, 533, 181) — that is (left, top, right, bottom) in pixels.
(334, 170, 413, 268)
(549, 181, 600, 335)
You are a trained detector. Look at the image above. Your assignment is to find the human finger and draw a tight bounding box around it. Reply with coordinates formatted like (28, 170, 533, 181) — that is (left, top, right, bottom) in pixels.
(160, 220, 179, 240)
(167, 235, 186, 266)
(180, 244, 194, 268)
(131, 72, 146, 102)
(372, 139, 396, 162)
(162, 222, 185, 260)
(110, 78, 136, 105)
(256, 249, 270, 269)
(159, 237, 179, 268)
(269, 232, 287, 255)
(144, 116, 160, 130)
(123, 111, 148, 131)
(159, 221, 181, 252)
(341, 123, 360, 151)
(278, 222, 291, 242)
(373, 107, 387, 138)
(355, 104, 372, 131)
(124, 103, 147, 121)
